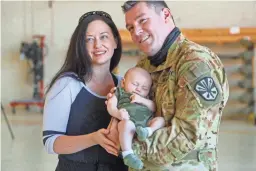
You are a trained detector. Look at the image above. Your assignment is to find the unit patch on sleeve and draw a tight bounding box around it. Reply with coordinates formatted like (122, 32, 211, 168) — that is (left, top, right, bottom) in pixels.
(194, 77, 218, 101)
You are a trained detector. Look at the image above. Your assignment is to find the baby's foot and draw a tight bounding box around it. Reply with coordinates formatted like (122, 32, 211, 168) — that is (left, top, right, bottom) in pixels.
(136, 126, 149, 141)
(123, 153, 143, 170)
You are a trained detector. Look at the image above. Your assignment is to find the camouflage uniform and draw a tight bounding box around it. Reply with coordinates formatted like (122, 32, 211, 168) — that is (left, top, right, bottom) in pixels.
(115, 87, 153, 127)
(131, 33, 229, 171)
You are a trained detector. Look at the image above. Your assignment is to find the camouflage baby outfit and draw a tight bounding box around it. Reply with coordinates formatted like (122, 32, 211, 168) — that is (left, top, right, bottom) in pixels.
(115, 87, 153, 127)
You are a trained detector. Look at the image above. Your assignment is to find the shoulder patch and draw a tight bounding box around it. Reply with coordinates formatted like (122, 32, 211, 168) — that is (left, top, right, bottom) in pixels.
(194, 77, 218, 101)
(182, 62, 223, 108)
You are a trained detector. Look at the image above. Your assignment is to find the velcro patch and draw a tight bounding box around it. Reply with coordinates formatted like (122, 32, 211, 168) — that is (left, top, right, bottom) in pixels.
(194, 77, 218, 101)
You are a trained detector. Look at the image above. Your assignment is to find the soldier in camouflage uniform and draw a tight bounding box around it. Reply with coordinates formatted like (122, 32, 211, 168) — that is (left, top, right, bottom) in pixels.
(119, 1, 230, 171)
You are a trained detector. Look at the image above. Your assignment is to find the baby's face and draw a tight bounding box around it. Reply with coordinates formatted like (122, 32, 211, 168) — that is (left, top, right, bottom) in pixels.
(122, 71, 151, 97)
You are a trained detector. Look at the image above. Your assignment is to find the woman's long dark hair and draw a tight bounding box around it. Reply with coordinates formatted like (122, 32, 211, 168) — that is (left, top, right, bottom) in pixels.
(45, 12, 122, 94)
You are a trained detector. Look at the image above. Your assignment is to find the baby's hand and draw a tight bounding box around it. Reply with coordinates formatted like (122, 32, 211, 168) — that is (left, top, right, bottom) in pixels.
(130, 93, 144, 104)
(119, 108, 130, 120)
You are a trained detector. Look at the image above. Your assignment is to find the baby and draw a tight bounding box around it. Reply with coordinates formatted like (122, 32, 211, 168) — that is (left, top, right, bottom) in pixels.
(107, 67, 165, 170)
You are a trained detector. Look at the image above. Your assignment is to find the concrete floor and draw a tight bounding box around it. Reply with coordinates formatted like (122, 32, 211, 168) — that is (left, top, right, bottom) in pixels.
(1, 108, 256, 171)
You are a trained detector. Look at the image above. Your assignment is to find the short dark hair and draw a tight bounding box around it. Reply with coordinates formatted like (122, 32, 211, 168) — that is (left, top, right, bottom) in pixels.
(46, 11, 122, 94)
(121, 1, 175, 23)
(122, 0, 169, 14)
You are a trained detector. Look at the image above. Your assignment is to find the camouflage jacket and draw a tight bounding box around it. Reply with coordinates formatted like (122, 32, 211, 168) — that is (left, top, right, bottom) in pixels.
(132, 33, 229, 171)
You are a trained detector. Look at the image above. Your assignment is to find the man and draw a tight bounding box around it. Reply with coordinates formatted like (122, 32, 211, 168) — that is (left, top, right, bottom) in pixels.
(116, 1, 230, 171)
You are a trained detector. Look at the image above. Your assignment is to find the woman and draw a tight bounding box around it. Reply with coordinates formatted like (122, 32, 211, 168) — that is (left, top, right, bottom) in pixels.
(42, 11, 128, 171)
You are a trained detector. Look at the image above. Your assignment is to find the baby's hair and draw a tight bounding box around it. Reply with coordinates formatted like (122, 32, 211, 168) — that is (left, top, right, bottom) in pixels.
(124, 67, 152, 85)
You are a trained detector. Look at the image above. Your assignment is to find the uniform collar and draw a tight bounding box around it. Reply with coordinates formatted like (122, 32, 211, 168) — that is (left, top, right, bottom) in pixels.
(148, 27, 181, 66)
(141, 33, 186, 73)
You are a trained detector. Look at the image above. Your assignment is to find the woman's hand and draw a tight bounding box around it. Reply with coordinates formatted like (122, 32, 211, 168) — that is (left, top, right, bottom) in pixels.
(105, 87, 117, 105)
(92, 128, 119, 156)
(107, 118, 120, 149)
(106, 94, 118, 113)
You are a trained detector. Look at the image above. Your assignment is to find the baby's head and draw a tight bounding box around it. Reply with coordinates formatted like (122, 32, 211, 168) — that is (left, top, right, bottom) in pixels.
(121, 67, 152, 97)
